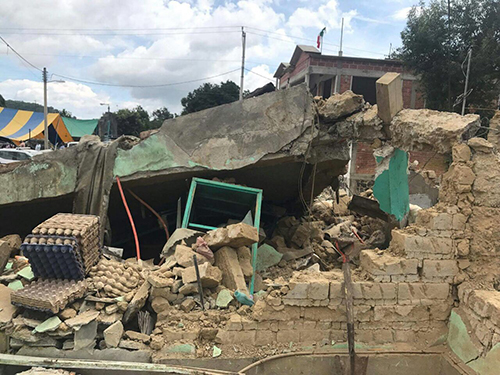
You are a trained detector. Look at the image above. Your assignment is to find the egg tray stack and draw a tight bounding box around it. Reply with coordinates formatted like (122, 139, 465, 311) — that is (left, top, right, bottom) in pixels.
(21, 236, 85, 280)
(11, 279, 88, 314)
(30, 213, 101, 275)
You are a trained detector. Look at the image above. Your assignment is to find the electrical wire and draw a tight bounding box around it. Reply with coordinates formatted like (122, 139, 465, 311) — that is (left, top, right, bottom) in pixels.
(0, 30, 241, 36)
(126, 188, 170, 242)
(52, 68, 240, 88)
(116, 177, 141, 261)
(244, 68, 273, 81)
(0, 35, 42, 72)
(0, 26, 241, 31)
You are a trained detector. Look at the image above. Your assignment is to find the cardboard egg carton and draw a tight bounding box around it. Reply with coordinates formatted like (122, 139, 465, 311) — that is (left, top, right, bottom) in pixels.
(11, 279, 87, 313)
(21, 236, 85, 280)
(27, 214, 101, 275)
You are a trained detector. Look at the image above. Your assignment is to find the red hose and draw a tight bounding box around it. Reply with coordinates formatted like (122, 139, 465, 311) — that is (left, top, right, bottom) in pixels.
(335, 241, 347, 263)
(116, 176, 141, 261)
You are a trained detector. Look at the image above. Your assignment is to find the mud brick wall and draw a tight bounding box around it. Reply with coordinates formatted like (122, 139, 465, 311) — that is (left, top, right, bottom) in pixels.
(215, 277, 451, 347)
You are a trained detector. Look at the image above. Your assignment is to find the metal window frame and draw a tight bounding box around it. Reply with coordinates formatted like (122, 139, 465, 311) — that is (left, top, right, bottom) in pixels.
(181, 177, 263, 294)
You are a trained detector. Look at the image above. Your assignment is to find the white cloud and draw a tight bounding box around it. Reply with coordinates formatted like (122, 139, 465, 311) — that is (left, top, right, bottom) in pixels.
(0, 0, 402, 117)
(0, 79, 110, 118)
(392, 7, 412, 21)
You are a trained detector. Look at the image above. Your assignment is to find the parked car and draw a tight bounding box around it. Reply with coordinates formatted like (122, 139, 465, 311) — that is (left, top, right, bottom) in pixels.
(0, 148, 42, 164)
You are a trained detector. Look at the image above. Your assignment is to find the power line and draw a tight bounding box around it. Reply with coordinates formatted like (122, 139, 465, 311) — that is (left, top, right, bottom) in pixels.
(1, 51, 264, 65)
(0, 31, 241, 36)
(51, 68, 241, 88)
(0, 35, 42, 72)
(0, 26, 241, 31)
(244, 68, 273, 82)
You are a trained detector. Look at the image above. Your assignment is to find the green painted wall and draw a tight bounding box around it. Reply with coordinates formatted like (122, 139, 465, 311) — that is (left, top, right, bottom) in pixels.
(373, 148, 410, 221)
(0, 161, 77, 205)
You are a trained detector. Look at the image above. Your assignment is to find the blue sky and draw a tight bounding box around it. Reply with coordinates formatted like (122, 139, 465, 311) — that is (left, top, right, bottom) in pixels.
(0, 0, 417, 118)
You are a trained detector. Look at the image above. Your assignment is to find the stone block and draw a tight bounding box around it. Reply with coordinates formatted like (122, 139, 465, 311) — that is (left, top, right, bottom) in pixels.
(103, 321, 123, 348)
(286, 282, 308, 299)
(376, 72, 403, 124)
(398, 283, 450, 302)
(277, 330, 300, 343)
(300, 329, 330, 344)
(174, 244, 210, 268)
(255, 330, 277, 345)
(374, 305, 429, 322)
(415, 211, 453, 231)
(151, 297, 171, 314)
(182, 263, 222, 288)
(307, 280, 330, 300)
(360, 250, 418, 276)
(329, 282, 343, 300)
(74, 320, 97, 351)
(422, 260, 459, 279)
(236, 246, 253, 277)
(204, 223, 258, 250)
(392, 230, 454, 259)
(452, 143, 471, 163)
(252, 300, 301, 321)
(213, 246, 248, 293)
(0, 241, 11, 274)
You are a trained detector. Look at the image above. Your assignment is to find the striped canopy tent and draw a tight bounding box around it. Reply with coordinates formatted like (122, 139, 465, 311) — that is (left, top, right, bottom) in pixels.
(0, 107, 73, 145)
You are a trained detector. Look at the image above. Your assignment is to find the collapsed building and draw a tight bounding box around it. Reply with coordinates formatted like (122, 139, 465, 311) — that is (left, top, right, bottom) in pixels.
(0, 74, 499, 375)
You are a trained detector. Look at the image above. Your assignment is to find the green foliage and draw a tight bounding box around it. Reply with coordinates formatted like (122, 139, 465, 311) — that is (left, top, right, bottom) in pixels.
(4, 99, 58, 113)
(114, 106, 150, 137)
(150, 107, 174, 129)
(58, 109, 75, 119)
(398, 0, 500, 112)
(181, 80, 240, 115)
(0, 95, 5, 107)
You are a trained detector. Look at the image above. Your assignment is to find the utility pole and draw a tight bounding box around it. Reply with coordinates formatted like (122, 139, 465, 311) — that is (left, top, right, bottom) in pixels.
(461, 48, 472, 116)
(239, 26, 246, 101)
(43, 67, 48, 150)
(339, 18, 344, 57)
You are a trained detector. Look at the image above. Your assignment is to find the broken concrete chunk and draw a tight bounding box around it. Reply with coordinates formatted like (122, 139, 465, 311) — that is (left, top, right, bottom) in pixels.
(317, 90, 364, 122)
(214, 247, 249, 294)
(256, 244, 283, 272)
(119, 339, 148, 351)
(452, 143, 471, 163)
(34, 316, 61, 333)
(180, 298, 196, 312)
(0, 284, 16, 326)
(216, 289, 234, 308)
(236, 246, 253, 278)
(147, 273, 173, 288)
(182, 263, 222, 288)
(123, 281, 150, 323)
(0, 241, 11, 274)
(376, 73, 403, 124)
(204, 223, 259, 250)
(468, 137, 494, 153)
(151, 297, 170, 314)
(125, 330, 150, 343)
(74, 320, 98, 351)
(179, 282, 198, 295)
(104, 320, 123, 348)
(59, 307, 77, 320)
(174, 244, 210, 267)
(161, 228, 204, 258)
(65, 309, 100, 328)
(390, 109, 480, 153)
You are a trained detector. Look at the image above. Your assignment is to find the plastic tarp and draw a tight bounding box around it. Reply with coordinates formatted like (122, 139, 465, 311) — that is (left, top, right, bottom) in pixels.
(0, 107, 73, 144)
(62, 117, 98, 138)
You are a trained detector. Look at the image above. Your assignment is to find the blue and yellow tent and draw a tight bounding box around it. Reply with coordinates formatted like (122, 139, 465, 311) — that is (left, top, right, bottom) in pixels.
(0, 107, 73, 145)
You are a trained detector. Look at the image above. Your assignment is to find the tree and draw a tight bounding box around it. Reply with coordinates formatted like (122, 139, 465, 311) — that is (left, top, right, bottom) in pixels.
(181, 80, 240, 115)
(0, 95, 5, 107)
(398, 0, 500, 113)
(150, 107, 174, 129)
(114, 106, 150, 137)
(57, 109, 76, 118)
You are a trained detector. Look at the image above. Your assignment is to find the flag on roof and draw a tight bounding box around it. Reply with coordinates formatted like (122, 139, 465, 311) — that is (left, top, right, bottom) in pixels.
(317, 27, 326, 49)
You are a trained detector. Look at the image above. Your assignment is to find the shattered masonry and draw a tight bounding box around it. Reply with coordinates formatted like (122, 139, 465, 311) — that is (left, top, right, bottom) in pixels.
(0, 78, 499, 375)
